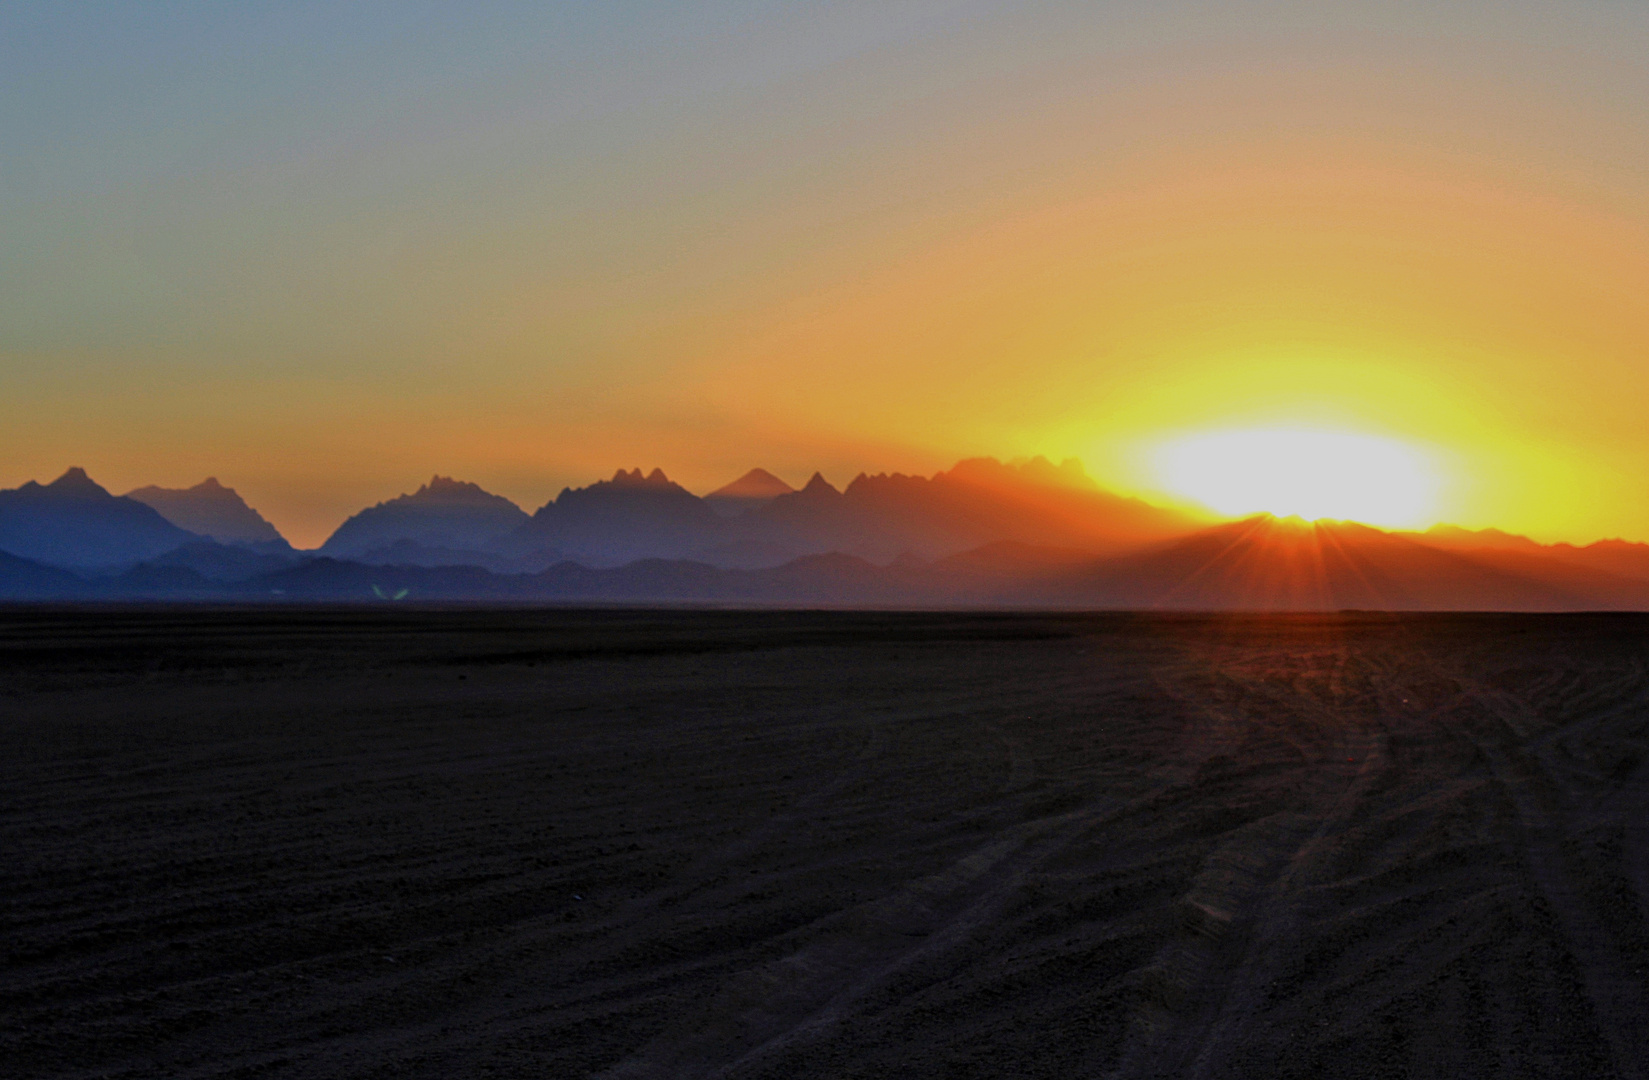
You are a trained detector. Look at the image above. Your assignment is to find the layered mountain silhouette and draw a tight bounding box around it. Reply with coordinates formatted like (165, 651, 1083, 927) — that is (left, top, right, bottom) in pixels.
(140, 541, 301, 583)
(1551, 540, 1649, 582)
(320, 476, 532, 569)
(507, 468, 725, 568)
(9, 461, 1649, 610)
(0, 548, 89, 599)
(1053, 516, 1649, 610)
(0, 468, 201, 569)
(126, 477, 288, 548)
(1405, 523, 1649, 583)
(159, 517, 1649, 608)
(739, 457, 1194, 566)
(294, 458, 1204, 572)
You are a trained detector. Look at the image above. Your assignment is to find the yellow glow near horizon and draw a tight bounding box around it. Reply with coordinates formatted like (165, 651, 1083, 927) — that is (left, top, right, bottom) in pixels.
(1152, 428, 1440, 527)
(11, 9, 1649, 549)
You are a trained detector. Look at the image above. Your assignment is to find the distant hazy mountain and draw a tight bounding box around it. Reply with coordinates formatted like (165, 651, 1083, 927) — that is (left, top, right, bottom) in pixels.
(333, 516, 1649, 609)
(345, 538, 560, 573)
(740, 457, 1197, 564)
(1550, 539, 1649, 582)
(0, 468, 200, 570)
(0, 548, 88, 599)
(140, 540, 300, 582)
(320, 476, 529, 562)
(1406, 523, 1649, 585)
(1405, 523, 1547, 554)
(1048, 516, 1649, 611)
(315, 458, 1201, 572)
(512, 468, 725, 567)
(527, 551, 924, 605)
(126, 477, 287, 548)
(366, 457, 1200, 571)
(21, 457, 1649, 610)
(45, 509, 1649, 609)
(704, 468, 796, 518)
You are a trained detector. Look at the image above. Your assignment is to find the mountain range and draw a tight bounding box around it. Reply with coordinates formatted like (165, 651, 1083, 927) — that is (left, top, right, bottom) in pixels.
(5, 462, 1649, 610)
(0, 468, 200, 569)
(320, 476, 532, 570)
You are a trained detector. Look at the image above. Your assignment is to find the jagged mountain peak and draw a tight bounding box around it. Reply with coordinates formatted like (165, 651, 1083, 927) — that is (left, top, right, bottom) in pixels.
(125, 477, 287, 546)
(606, 467, 677, 488)
(129, 476, 239, 500)
(320, 476, 529, 558)
(0, 469, 196, 569)
(558, 469, 695, 501)
(406, 475, 511, 504)
(45, 467, 111, 497)
(708, 468, 795, 499)
(942, 456, 1097, 491)
(800, 472, 840, 496)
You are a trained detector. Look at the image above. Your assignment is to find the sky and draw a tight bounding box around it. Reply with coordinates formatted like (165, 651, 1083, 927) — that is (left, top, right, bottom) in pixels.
(5, 1, 1649, 547)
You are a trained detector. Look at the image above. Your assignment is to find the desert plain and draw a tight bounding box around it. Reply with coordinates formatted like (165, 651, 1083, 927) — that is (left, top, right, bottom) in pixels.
(3, 607, 1648, 1078)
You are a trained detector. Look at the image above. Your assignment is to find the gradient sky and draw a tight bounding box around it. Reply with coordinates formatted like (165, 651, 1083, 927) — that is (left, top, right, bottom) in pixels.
(5, 2, 1649, 547)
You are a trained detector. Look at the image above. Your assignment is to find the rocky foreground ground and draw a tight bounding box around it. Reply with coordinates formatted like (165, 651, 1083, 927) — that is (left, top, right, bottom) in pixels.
(3, 608, 1648, 1078)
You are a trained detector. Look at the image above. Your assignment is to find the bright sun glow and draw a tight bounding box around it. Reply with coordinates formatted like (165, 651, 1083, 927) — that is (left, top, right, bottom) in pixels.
(1153, 428, 1440, 527)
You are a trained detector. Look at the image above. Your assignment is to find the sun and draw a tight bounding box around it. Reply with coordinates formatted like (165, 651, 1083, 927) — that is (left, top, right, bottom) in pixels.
(1152, 427, 1441, 527)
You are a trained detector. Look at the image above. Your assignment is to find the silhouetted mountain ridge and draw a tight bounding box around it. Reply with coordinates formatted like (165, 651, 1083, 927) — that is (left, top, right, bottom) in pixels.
(1404, 522, 1649, 584)
(512, 468, 724, 567)
(10, 463, 1649, 610)
(321, 475, 530, 566)
(302, 457, 1200, 571)
(126, 478, 287, 547)
(0, 468, 201, 569)
(0, 548, 90, 599)
(13, 511, 1637, 610)
(740, 457, 1192, 565)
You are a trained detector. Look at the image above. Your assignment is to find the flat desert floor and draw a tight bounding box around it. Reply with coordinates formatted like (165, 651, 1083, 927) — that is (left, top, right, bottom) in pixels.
(4, 608, 1649, 1079)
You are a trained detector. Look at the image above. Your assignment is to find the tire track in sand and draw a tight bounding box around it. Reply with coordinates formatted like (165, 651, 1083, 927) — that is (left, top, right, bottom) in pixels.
(1101, 644, 1390, 1079)
(601, 688, 1253, 1080)
(1445, 677, 1649, 1080)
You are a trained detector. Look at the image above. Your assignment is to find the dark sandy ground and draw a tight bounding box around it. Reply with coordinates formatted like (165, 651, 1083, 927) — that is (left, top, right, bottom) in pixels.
(3, 607, 1649, 1079)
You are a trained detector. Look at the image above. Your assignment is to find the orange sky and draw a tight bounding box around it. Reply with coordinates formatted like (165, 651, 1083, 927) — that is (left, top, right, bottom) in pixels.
(5, 4, 1649, 547)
